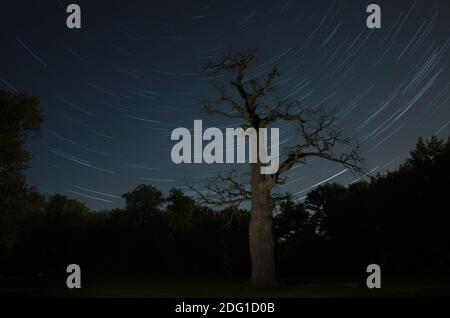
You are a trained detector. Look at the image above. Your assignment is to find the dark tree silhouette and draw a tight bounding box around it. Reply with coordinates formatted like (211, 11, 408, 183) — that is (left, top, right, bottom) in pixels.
(0, 90, 44, 254)
(122, 184, 165, 225)
(194, 50, 363, 287)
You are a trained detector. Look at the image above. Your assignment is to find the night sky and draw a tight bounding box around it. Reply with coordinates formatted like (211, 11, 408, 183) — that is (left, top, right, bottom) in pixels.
(1, 0, 449, 210)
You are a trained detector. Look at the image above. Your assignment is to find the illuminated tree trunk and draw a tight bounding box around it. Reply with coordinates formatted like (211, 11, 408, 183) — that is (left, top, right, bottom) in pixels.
(200, 49, 362, 288)
(249, 162, 276, 287)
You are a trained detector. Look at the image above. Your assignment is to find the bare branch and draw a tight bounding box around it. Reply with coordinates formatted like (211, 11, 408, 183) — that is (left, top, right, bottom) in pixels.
(197, 49, 364, 203)
(265, 109, 364, 188)
(247, 65, 280, 107)
(201, 79, 247, 118)
(202, 50, 281, 126)
(185, 169, 251, 208)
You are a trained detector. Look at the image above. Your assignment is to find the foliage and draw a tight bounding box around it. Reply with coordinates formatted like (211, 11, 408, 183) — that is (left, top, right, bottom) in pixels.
(1, 89, 449, 282)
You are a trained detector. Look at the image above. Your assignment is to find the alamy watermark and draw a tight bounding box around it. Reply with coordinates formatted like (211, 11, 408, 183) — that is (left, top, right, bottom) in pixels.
(170, 120, 279, 175)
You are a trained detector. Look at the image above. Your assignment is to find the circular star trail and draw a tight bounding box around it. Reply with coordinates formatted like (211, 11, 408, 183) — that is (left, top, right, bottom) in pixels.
(0, 0, 449, 210)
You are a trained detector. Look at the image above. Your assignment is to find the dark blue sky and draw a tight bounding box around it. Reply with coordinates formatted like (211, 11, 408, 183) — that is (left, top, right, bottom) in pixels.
(1, 0, 449, 210)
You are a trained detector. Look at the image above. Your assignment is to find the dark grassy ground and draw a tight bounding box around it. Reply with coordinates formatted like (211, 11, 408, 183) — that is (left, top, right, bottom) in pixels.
(1, 277, 450, 298)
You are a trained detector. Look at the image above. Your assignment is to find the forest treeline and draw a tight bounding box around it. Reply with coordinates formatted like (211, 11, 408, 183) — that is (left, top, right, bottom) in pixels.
(1, 90, 450, 282)
(1, 137, 449, 281)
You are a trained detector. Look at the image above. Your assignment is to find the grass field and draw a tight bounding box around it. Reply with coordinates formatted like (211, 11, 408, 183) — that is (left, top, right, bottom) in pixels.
(1, 278, 450, 298)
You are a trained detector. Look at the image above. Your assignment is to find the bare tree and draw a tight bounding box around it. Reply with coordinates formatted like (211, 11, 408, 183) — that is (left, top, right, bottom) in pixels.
(192, 50, 363, 287)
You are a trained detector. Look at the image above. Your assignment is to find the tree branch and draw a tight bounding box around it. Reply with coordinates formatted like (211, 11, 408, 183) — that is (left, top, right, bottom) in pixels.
(186, 169, 251, 208)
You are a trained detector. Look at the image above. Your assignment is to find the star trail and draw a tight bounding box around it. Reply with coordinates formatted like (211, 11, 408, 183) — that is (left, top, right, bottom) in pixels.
(1, 0, 449, 210)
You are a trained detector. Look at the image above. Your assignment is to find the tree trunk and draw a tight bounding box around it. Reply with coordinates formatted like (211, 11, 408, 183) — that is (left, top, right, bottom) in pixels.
(249, 162, 276, 287)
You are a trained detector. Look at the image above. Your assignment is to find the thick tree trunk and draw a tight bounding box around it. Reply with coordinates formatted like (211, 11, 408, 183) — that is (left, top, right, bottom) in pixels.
(249, 162, 276, 287)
